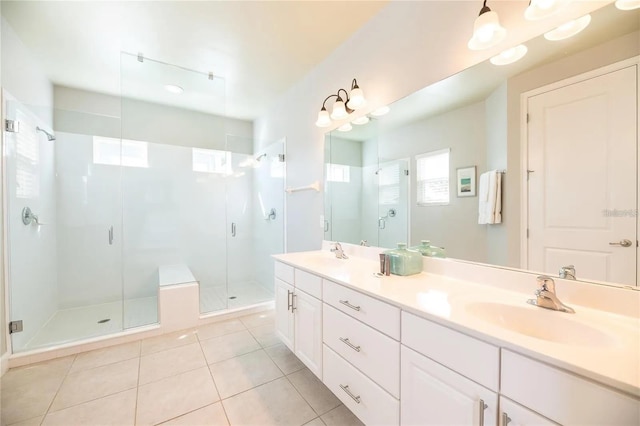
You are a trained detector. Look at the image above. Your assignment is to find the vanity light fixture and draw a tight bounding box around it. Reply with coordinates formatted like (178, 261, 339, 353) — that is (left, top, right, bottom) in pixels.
(524, 0, 568, 21)
(490, 44, 528, 66)
(615, 0, 640, 10)
(164, 84, 184, 94)
(371, 105, 390, 116)
(337, 123, 353, 132)
(315, 79, 366, 127)
(544, 14, 591, 41)
(468, 0, 507, 50)
(352, 116, 370, 125)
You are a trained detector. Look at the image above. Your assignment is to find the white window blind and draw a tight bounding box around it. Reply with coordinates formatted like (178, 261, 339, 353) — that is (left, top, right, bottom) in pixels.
(378, 162, 400, 205)
(416, 148, 450, 205)
(93, 137, 148, 168)
(192, 148, 232, 174)
(326, 163, 350, 183)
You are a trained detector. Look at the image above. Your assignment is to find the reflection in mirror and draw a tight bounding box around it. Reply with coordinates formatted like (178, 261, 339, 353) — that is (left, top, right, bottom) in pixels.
(325, 3, 640, 288)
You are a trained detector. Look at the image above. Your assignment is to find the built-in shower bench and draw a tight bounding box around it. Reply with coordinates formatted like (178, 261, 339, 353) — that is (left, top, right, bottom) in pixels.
(158, 264, 199, 331)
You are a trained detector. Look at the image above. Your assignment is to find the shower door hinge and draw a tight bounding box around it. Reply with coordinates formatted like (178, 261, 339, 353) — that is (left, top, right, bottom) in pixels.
(404, 169, 409, 176)
(278, 154, 285, 162)
(5, 119, 20, 133)
(9, 320, 23, 334)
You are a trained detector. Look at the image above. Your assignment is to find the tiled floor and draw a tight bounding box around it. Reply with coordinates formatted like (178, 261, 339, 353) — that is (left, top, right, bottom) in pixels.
(0, 310, 363, 426)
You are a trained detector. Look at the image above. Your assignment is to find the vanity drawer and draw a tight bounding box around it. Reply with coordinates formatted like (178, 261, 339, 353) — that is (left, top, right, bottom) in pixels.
(294, 269, 322, 299)
(323, 304, 400, 398)
(323, 345, 399, 426)
(323, 279, 400, 339)
(274, 261, 294, 285)
(502, 350, 640, 425)
(401, 312, 499, 391)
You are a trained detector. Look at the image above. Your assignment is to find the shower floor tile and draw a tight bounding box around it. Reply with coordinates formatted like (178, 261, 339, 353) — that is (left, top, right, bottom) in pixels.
(23, 297, 158, 352)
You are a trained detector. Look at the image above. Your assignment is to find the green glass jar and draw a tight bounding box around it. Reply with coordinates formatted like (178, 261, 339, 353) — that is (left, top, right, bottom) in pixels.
(383, 243, 423, 276)
(411, 240, 447, 258)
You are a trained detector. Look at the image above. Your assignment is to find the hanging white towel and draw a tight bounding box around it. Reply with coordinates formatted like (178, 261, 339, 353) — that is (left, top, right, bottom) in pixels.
(478, 170, 502, 224)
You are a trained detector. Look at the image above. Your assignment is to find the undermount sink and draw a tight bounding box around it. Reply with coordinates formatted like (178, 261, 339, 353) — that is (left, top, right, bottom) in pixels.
(466, 302, 618, 347)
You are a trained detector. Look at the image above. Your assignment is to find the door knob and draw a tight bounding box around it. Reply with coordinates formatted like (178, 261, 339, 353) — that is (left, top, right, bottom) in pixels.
(609, 239, 633, 247)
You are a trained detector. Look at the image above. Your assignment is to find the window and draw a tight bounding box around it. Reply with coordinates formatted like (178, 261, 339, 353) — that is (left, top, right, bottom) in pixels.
(93, 137, 148, 168)
(192, 148, 232, 174)
(378, 162, 400, 205)
(416, 148, 450, 205)
(326, 163, 350, 183)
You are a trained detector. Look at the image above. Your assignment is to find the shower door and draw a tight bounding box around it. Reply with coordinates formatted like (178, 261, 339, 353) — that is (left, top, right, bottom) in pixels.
(5, 99, 125, 352)
(378, 158, 410, 249)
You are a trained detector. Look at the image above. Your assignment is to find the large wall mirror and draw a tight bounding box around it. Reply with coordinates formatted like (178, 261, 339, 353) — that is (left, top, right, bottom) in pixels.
(325, 2, 640, 289)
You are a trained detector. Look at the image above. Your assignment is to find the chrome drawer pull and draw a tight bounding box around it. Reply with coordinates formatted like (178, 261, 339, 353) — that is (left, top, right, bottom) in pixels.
(287, 290, 293, 311)
(478, 399, 488, 426)
(501, 412, 511, 426)
(339, 384, 361, 404)
(339, 300, 361, 311)
(339, 337, 361, 352)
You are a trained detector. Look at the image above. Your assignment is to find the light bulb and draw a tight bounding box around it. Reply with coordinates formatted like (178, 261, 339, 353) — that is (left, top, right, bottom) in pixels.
(544, 14, 591, 41)
(490, 44, 528, 66)
(338, 123, 352, 132)
(524, 0, 568, 21)
(371, 106, 390, 116)
(468, 9, 507, 50)
(347, 86, 366, 109)
(615, 0, 640, 10)
(315, 108, 331, 127)
(352, 116, 370, 125)
(330, 99, 349, 120)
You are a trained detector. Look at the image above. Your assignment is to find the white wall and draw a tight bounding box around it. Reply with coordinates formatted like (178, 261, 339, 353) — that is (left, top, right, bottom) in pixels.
(253, 0, 607, 254)
(1, 17, 55, 352)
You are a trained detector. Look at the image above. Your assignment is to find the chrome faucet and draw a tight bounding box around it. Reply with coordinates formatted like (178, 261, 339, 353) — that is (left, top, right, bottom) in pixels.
(559, 265, 576, 280)
(330, 242, 348, 259)
(527, 275, 575, 313)
(359, 240, 369, 247)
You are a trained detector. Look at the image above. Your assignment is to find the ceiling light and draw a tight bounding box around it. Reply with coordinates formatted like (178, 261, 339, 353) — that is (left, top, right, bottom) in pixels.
(164, 84, 184, 94)
(490, 44, 528, 66)
(315, 78, 366, 127)
(524, 0, 568, 21)
(338, 123, 353, 132)
(544, 14, 591, 41)
(615, 0, 640, 10)
(468, 1, 507, 51)
(352, 116, 370, 125)
(371, 106, 390, 116)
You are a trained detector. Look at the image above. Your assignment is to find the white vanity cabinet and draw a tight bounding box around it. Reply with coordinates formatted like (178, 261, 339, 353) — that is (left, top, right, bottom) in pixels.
(274, 262, 323, 378)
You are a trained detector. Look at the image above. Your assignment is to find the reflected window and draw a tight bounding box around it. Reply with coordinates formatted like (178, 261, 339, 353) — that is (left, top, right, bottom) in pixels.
(378, 162, 400, 205)
(16, 111, 40, 199)
(326, 163, 350, 183)
(192, 148, 232, 174)
(93, 137, 148, 168)
(416, 149, 450, 205)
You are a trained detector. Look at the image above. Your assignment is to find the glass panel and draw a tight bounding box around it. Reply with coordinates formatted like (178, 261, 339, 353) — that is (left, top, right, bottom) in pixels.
(120, 53, 227, 321)
(6, 100, 124, 352)
(378, 158, 410, 249)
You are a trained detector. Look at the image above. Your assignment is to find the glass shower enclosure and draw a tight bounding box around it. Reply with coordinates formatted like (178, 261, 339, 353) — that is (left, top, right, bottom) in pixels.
(4, 54, 284, 353)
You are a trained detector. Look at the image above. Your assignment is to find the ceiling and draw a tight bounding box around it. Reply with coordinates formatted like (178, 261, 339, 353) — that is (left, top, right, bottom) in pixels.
(338, 3, 640, 142)
(1, 1, 389, 120)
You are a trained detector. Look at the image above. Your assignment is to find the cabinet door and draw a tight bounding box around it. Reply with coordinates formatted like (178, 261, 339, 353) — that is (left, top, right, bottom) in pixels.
(294, 290, 323, 378)
(401, 346, 497, 426)
(274, 278, 294, 350)
(500, 397, 558, 426)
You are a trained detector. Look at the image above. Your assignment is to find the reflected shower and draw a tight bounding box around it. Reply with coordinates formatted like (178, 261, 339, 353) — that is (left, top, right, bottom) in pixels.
(36, 126, 56, 141)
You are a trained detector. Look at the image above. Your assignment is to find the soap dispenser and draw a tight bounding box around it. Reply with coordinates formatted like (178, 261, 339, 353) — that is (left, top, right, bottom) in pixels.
(383, 243, 423, 276)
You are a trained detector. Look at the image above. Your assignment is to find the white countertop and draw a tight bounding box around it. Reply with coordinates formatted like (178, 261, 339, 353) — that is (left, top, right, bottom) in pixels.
(274, 250, 640, 398)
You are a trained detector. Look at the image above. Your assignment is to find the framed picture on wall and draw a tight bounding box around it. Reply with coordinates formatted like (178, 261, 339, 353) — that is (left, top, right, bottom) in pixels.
(456, 166, 476, 197)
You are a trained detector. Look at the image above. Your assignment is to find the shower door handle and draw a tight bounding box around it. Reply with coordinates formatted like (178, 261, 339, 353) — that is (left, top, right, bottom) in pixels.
(378, 218, 386, 229)
(108, 226, 114, 245)
(231, 223, 237, 237)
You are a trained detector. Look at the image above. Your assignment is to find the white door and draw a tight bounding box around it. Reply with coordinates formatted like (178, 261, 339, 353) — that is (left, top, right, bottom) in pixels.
(400, 346, 497, 426)
(274, 278, 294, 350)
(293, 290, 323, 378)
(500, 397, 558, 426)
(527, 65, 637, 286)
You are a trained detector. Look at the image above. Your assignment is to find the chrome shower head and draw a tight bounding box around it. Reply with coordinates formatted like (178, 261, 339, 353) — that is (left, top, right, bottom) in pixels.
(36, 126, 56, 141)
(255, 153, 267, 162)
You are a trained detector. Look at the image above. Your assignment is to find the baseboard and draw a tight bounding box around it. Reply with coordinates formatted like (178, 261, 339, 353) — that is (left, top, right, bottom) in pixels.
(1, 349, 10, 376)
